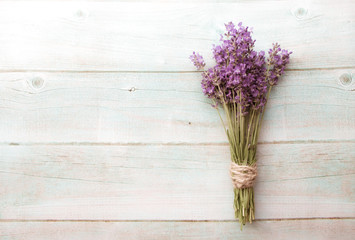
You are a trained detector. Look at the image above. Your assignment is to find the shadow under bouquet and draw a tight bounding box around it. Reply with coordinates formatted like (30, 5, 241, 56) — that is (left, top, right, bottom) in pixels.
(190, 22, 292, 229)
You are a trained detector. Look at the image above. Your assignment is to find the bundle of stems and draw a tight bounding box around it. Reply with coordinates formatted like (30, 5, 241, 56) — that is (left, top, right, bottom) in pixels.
(213, 88, 272, 228)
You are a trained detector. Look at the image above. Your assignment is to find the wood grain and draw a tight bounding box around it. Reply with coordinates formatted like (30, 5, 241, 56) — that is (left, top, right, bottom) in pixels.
(0, 219, 354, 240)
(0, 69, 354, 143)
(0, 143, 354, 220)
(0, 1, 354, 238)
(0, 1, 353, 71)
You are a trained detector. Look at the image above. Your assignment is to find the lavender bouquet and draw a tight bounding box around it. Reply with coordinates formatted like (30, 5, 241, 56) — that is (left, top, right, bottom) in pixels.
(190, 22, 291, 228)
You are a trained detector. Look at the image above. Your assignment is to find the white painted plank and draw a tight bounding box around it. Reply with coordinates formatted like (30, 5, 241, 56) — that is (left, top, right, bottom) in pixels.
(0, 70, 354, 143)
(0, 1, 353, 71)
(0, 143, 354, 220)
(0, 220, 354, 240)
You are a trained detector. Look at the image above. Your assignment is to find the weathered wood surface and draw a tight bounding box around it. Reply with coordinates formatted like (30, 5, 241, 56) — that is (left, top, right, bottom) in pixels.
(0, 0, 354, 239)
(1, 220, 354, 240)
(0, 1, 354, 71)
(0, 143, 353, 220)
(0, 69, 354, 143)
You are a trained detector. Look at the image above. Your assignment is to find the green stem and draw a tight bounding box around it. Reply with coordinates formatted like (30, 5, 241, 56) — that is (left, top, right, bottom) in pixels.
(238, 91, 244, 164)
(244, 109, 255, 164)
(254, 86, 272, 144)
(212, 99, 227, 136)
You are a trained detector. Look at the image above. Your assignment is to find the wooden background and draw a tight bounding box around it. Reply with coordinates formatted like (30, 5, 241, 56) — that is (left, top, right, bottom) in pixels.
(0, 0, 354, 239)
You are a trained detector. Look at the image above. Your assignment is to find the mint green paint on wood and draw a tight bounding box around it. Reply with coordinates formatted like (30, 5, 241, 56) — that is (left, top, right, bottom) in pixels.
(0, 0, 354, 238)
(0, 143, 353, 220)
(0, 70, 354, 143)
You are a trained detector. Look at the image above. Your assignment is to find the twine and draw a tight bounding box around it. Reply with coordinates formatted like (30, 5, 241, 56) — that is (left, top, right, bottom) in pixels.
(230, 162, 257, 189)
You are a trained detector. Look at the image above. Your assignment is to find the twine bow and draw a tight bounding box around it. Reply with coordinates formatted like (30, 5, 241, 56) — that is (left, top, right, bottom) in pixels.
(230, 162, 257, 189)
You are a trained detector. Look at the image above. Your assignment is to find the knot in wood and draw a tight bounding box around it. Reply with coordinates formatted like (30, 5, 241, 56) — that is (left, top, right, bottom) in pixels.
(339, 73, 352, 86)
(230, 162, 257, 189)
(338, 73, 355, 91)
(29, 76, 45, 90)
(75, 9, 89, 21)
(292, 6, 308, 20)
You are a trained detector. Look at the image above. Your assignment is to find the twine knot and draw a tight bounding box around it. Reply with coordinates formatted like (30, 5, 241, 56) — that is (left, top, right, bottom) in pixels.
(230, 162, 257, 189)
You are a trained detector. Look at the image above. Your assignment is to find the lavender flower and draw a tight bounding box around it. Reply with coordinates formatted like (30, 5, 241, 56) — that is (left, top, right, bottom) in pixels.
(190, 22, 292, 114)
(267, 43, 292, 86)
(189, 51, 205, 70)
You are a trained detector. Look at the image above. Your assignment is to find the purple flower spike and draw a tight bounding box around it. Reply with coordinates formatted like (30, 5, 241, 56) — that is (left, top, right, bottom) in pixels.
(267, 43, 292, 86)
(190, 51, 205, 70)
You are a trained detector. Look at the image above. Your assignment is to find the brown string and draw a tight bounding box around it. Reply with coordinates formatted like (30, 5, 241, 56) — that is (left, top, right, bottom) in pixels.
(230, 162, 257, 189)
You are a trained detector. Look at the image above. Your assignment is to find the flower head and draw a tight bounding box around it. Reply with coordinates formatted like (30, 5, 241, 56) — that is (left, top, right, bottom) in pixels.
(190, 51, 205, 70)
(267, 43, 292, 86)
(190, 22, 291, 115)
